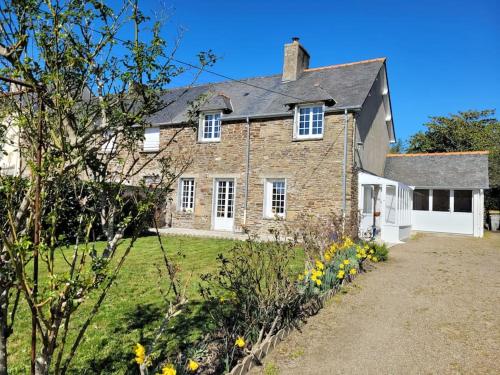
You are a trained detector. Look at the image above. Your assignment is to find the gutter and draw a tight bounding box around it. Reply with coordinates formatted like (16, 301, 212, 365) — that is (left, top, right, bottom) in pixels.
(243, 116, 251, 226)
(151, 105, 362, 127)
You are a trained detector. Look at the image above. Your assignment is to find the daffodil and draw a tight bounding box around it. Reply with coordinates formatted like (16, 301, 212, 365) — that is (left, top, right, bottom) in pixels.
(160, 364, 176, 375)
(372, 256, 378, 262)
(235, 336, 245, 348)
(356, 253, 362, 259)
(324, 253, 332, 262)
(134, 343, 146, 365)
(343, 259, 350, 265)
(339, 263, 344, 269)
(187, 359, 199, 372)
(315, 260, 324, 270)
(336, 270, 345, 279)
(370, 249, 375, 254)
(315, 279, 322, 286)
(297, 273, 304, 281)
(349, 268, 357, 275)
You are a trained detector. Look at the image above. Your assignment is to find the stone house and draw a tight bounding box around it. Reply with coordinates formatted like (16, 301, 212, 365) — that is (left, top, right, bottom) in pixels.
(133, 38, 396, 236)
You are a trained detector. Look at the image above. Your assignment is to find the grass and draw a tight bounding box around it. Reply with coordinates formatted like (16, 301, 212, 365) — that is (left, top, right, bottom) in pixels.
(8, 234, 305, 374)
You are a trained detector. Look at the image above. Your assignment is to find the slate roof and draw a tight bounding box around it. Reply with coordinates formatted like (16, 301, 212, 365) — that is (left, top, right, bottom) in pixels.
(384, 152, 490, 189)
(148, 58, 386, 125)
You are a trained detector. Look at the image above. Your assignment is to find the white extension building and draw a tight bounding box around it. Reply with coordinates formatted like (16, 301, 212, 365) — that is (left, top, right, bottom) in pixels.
(359, 151, 489, 243)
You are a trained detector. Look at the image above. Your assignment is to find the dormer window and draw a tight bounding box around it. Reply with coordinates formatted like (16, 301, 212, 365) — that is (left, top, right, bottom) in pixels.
(199, 112, 221, 142)
(294, 104, 324, 140)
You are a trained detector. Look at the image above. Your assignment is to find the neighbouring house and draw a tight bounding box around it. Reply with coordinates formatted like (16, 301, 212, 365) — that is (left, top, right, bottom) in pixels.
(1, 38, 490, 241)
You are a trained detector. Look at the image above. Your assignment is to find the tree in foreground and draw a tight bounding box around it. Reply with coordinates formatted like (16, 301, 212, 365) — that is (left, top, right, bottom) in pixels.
(0, 1, 214, 374)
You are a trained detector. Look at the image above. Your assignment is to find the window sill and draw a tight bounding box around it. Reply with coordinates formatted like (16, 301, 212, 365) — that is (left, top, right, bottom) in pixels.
(140, 149, 160, 154)
(292, 136, 324, 142)
(262, 215, 286, 221)
(197, 139, 221, 144)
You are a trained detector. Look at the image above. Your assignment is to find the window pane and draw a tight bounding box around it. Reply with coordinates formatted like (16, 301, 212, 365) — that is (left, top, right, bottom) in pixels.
(180, 179, 195, 211)
(385, 185, 396, 224)
(432, 189, 450, 212)
(214, 113, 221, 139)
(271, 181, 286, 214)
(299, 108, 310, 135)
(413, 189, 429, 210)
(363, 185, 373, 213)
(311, 107, 323, 135)
(454, 190, 472, 213)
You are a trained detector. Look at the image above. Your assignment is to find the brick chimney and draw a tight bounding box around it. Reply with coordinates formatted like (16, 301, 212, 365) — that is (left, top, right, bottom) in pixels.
(282, 37, 310, 82)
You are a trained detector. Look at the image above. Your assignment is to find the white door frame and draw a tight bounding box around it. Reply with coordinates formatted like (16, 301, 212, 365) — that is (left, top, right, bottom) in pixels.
(212, 178, 236, 231)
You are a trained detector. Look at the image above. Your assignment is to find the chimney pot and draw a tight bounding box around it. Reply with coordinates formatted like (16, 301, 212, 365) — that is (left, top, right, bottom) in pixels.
(292, 37, 300, 42)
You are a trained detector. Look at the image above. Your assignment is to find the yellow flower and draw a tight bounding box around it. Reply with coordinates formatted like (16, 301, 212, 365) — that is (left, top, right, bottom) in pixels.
(372, 256, 378, 262)
(219, 297, 225, 303)
(297, 273, 304, 281)
(355, 254, 362, 259)
(324, 253, 332, 262)
(339, 263, 344, 269)
(343, 259, 350, 265)
(160, 364, 176, 375)
(134, 343, 146, 365)
(336, 270, 345, 279)
(315, 279, 322, 286)
(187, 359, 199, 372)
(370, 249, 375, 254)
(367, 255, 372, 260)
(349, 268, 357, 275)
(235, 336, 246, 348)
(304, 270, 309, 276)
(315, 260, 324, 270)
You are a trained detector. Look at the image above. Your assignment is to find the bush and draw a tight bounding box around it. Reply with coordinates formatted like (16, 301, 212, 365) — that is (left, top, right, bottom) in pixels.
(361, 241, 389, 262)
(199, 235, 306, 373)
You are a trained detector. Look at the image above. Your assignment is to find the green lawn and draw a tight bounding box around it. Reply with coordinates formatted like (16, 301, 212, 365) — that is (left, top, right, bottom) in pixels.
(8, 234, 305, 374)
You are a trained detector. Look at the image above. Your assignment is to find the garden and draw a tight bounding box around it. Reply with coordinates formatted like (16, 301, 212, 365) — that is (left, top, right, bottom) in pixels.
(7, 229, 388, 375)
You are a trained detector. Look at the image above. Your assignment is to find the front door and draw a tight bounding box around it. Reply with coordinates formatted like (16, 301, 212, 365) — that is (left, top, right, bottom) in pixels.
(213, 179, 235, 231)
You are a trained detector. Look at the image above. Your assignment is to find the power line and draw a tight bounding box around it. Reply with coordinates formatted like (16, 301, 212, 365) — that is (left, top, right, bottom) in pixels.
(171, 58, 309, 103)
(84, 26, 313, 103)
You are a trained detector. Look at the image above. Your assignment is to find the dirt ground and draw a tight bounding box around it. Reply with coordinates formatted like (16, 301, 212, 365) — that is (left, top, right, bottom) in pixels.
(249, 232, 500, 375)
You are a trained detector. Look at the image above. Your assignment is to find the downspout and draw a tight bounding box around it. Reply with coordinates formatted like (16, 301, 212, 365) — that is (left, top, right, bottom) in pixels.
(243, 116, 251, 226)
(342, 109, 349, 225)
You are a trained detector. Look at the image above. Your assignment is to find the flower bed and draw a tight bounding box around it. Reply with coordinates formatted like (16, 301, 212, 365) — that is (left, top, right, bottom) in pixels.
(133, 237, 388, 375)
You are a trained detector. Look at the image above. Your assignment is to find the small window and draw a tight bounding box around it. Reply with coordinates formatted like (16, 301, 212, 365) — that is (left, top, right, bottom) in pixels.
(179, 178, 195, 212)
(200, 113, 221, 142)
(362, 185, 373, 214)
(143, 127, 160, 152)
(264, 179, 286, 218)
(432, 189, 450, 212)
(454, 190, 472, 213)
(294, 105, 324, 140)
(413, 189, 429, 210)
(143, 175, 161, 186)
(102, 131, 116, 153)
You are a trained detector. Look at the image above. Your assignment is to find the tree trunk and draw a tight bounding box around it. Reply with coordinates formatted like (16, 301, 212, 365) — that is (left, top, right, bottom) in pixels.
(0, 292, 8, 375)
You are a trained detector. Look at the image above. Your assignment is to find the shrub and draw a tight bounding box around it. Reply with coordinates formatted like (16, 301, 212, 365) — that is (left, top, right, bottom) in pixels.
(199, 235, 306, 373)
(362, 241, 389, 262)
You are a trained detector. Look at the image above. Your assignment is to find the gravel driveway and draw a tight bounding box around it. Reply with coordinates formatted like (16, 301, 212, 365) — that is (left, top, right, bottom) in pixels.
(249, 233, 500, 375)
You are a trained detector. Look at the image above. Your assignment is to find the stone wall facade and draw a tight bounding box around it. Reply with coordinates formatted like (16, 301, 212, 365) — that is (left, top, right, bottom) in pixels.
(132, 113, 358, 236)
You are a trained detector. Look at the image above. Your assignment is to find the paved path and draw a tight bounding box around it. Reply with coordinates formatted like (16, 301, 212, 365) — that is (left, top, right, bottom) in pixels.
(249, 233, 500, 375)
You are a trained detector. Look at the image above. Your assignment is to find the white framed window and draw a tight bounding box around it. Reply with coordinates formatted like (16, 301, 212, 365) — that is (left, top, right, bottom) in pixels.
(264, 179, 286, 218)
(143, 127, 160, 152)
(143, 175, 161, 186)
(179, 178, 195, 212)
(101, 131, 116, 153)
(199, 112, 221, 142)
(294, 104, 324, 140)
(362, 185, 373, 214)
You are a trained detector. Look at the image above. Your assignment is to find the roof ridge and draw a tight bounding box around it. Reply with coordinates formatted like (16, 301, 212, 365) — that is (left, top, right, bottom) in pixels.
(387, 151, 490, 157)
(304, 58, 386, 72)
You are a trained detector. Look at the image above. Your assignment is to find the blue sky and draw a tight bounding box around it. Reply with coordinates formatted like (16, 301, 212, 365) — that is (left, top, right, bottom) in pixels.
(121, 0, 499, 141)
